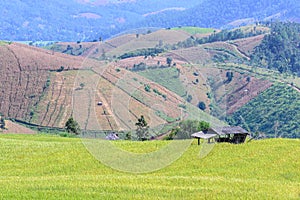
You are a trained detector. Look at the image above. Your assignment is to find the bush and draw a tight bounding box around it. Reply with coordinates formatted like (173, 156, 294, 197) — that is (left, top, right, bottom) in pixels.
(144, 84, 151, 92)
(0, 117, 5, 129)
(198, 101, 206, 111)
(65, 117, 81, 135)
(57, 66, 64, 72)
(198, 121, 210, 131)
(173, 120, 210, 139)
(187, 95, 193, 103)
(125, 132, 132, 140)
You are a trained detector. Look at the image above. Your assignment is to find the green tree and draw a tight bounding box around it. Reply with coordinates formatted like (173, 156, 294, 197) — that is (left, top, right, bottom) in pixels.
(135, 115, 149, 141)
(0, 116, 5, 130)
(251, 22, 300, 76)
(198, 121, 210, 131)
(166, 57, 173, 67)
(198, 101, 206, 111)
(176, 120, 200, 139)
(226, 71, 233, 82)
(144, 84, 151, 92)
(173, 120, 210, 139)
(187, 95, 193, 103)
(125, 132, 132, 140)
(65, 117, 81, 135)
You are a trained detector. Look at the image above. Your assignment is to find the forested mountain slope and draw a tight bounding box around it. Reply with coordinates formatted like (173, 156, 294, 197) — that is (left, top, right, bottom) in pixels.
(0, 0, 200, 41)
(251, 22, 300, 76)
(1, 0, 300, 41)
(131, 0, 300, 31)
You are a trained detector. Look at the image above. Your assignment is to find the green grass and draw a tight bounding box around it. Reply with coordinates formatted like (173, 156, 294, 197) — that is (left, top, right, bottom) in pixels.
(138, 67, 186, 97)
(0, 134, 299, 199)
(172, 27, 215, 35)
(155, 110, 177, 123)
(0, 40, 9, 46)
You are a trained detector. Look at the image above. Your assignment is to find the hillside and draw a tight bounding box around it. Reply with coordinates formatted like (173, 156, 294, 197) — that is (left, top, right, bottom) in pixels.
(0, 42, 84, 123)
(0, 134, 299, 199)
(49, 29, 192, 59)
(0, 41, 222, 136)
(1, 23, 300, 138)
(227, 84, 300, 138)
(251, 22, 300, 76)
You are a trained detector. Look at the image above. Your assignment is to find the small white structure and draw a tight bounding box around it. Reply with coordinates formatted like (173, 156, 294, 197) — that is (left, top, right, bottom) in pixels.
(191, 132, 217, 145)
(106, 133, 119, 140)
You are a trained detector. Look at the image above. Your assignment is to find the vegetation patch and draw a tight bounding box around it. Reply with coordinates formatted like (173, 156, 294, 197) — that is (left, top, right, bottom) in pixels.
(138, 67, 186, 97)
(227, 84, 300, 138)
(155, 110, 178, 123)
(0, 41, 9, 46)
(118, 48, 164, 59)
(172, 27, 215, 35)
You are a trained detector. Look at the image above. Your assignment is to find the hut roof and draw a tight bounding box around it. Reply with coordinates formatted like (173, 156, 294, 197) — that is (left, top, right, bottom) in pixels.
(191, 126, 248, 139)
(191, 132, 217, 139)
(211, 126, 249, 135)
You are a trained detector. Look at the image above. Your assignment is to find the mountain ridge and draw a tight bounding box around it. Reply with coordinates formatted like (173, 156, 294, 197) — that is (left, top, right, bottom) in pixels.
(1, 0, 300, 41)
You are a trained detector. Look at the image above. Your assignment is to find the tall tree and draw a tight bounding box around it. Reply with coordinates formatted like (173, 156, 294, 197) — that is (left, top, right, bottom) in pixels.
(135, 115, 149, 141)
(198, 121, 210, 131)
(166, 57, 173, 67)
(65, 117, 81, 135)
(198, 101, 206, 111)
(0, 115, 5, 130)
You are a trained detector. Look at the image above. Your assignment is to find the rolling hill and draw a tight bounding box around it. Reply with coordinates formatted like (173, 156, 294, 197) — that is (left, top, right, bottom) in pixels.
(0, 42, 84, 123)
(0, 39, 222, 137)
(1, 23, 300, 138)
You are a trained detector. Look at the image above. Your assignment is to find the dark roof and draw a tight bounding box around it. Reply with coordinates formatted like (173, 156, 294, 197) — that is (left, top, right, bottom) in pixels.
(191, 132, 217, 139)
(211, 126, 249, 135)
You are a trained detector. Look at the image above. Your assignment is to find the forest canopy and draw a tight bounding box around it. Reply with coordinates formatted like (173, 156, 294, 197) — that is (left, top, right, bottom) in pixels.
(251, 22, 300, 76)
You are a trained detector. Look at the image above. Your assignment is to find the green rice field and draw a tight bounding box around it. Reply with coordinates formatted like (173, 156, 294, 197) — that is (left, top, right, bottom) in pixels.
(0, 134, 299, 199)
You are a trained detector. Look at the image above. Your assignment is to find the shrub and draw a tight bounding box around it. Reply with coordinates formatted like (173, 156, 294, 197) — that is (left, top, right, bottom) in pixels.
(144, 84, 151, 92)
(65, 117, 81, 135)
(187, 95, 193, 103)
(198, 101, 206, 111)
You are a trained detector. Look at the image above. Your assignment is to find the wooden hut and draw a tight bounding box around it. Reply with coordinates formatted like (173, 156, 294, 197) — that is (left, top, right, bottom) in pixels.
(192, 126, 249, 145)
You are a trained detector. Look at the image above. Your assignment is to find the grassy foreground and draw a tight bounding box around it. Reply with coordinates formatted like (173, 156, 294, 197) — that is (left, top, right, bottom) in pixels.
(0, 134, 299, 199)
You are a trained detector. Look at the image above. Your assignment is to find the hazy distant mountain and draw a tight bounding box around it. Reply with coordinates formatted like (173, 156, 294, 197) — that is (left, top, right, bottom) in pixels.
(137, 0, 300, 29)
(0, 0, 201, 41)
(0, 0, 300, 41)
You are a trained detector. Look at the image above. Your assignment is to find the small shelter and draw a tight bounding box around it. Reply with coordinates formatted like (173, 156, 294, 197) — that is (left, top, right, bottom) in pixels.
(106, 132, 119, 140)
(192, 126, 249, 145)
(191, 132, 216, 145)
